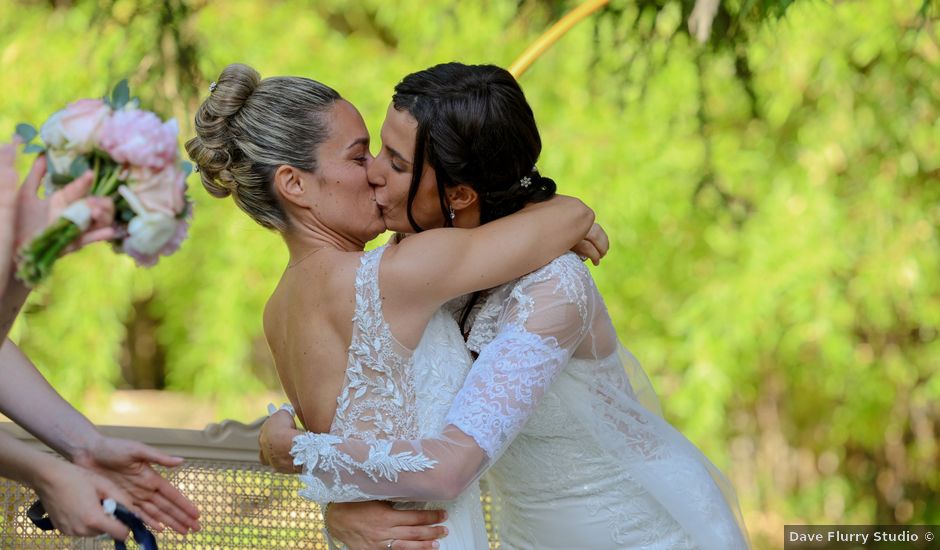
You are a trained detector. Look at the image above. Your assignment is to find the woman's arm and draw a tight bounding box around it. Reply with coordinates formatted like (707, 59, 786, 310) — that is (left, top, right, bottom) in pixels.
(259, 416, 449, 549)
(384, 195, 594, 309)
(0, 430, 132, 539)
(0, 142, 18, 299)
(0, 340, 102, 459)
(288, 258, 596, 503)
(1, 156, 116, 340)
(0, 340, 201, 533)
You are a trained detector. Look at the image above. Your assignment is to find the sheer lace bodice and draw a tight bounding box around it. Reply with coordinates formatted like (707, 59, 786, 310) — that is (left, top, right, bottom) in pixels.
(330, 246, 418, 443)
(303, 246, 488, 549)
(292, 252, 749, 549)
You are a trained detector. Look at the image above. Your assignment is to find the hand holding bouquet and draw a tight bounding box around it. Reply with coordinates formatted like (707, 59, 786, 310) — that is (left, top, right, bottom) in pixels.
(15, 81, 193, 286)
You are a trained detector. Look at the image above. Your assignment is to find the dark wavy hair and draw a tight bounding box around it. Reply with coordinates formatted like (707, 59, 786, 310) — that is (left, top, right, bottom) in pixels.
(392, 62, 558, 334)
(392, 62, 556, 232)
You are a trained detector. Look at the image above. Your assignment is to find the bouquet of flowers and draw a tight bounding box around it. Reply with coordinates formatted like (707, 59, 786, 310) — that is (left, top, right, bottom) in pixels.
(15, 80, 193, 286)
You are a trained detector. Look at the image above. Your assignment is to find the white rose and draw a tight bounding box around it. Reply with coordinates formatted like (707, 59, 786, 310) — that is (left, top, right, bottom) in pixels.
(40, 110, 68, 149)
(117, 184, 179, 256)
(125, 212, 179, 255)
(46, 148, 78, 175)
(43, 148, 78, 194)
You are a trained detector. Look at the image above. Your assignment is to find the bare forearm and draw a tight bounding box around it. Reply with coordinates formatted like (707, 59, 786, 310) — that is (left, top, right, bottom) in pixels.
(395, 195, 595, 306)
(0, 274, 29, 341)
(0, 430, 57, 487)
(463, 195, 595, 289)
(0, 339, 101, 461)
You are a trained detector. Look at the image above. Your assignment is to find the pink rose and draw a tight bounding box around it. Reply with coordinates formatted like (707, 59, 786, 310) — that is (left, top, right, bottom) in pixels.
(40, 99, 111, 153)
(126, 165, 187, 216)
(99, 109, 179, 171)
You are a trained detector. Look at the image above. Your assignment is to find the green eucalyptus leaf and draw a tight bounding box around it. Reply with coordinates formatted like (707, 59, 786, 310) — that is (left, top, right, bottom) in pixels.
(51, 172, 74, 187)
(69, 156, 91, 178)
(15, 123, 37, 143)
(23, 143, 46, 154)
(111, 79, 130, 109)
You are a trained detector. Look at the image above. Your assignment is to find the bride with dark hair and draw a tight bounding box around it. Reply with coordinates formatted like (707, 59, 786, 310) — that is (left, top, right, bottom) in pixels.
(259, 62, 750, 550)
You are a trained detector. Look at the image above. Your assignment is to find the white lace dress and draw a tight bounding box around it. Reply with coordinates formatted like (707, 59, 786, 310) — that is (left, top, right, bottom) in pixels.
(293, 252, 750, 549)
(308, 245, 488, 550)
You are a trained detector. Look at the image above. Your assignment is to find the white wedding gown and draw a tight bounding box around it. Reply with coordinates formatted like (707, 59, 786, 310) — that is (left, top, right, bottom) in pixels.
(295, 247, 749, 549)
(312, 245, 489, 549)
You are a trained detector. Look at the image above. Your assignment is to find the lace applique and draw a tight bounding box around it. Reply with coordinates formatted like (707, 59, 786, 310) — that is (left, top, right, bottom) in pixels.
(292, 433, 438, 504)
(412, 310, 474, 434)
(446, 325, 568, 458)
(510, 253, 589, 328)
(464, 290, 504, 354)
(461, 255, 746, 549)
(465, 253, 590, 354)
(293, 246, 432, 504)
(331, 246, 419, 442)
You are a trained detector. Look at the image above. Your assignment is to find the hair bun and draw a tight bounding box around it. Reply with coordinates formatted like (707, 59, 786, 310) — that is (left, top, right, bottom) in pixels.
(205, 64, 261, 119)
(185, 64, 261, 198)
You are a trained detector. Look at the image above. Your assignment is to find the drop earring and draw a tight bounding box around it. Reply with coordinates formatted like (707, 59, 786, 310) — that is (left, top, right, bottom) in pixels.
(449, 206, 456, 220)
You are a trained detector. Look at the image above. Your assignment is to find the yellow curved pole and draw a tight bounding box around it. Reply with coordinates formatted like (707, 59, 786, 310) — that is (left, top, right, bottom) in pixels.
(509, 0, 611, 79)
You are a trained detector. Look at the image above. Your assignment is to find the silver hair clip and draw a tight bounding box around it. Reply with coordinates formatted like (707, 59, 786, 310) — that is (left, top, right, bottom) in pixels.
(209, 81, 218, 93)
(520, 176, 532, 188)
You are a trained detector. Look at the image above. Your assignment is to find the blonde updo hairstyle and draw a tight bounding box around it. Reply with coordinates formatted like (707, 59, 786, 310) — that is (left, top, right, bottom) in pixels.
(185, 63, 341, 231)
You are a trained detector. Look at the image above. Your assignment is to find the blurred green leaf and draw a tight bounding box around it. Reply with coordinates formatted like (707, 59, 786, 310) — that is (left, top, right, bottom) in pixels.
(69, 156, 90, 178)
(111, 79, 130, 109)
(15, 123, 37, 143)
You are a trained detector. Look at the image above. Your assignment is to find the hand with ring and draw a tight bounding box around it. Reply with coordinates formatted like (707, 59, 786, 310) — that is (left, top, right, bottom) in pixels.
(323, 500, 446, 550)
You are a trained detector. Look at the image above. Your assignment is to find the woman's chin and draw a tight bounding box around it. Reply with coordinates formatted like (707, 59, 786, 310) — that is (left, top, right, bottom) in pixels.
(381, 218, 411, 234)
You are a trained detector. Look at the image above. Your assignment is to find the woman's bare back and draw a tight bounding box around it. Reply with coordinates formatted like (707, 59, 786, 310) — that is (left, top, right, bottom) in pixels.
(263, 250, 364, 433)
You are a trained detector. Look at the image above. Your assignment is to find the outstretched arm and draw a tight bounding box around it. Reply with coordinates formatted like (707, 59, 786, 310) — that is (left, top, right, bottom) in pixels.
(287, 258, 596, 504)
(0, 340, 200, 533)
(0, 430, 133, 540)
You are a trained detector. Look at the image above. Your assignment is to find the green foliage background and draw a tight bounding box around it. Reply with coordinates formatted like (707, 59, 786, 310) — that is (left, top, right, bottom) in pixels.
(1, 0, 937, 546)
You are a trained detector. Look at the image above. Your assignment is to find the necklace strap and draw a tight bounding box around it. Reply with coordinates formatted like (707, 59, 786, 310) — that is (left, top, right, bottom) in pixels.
(287, 247, 328, 268)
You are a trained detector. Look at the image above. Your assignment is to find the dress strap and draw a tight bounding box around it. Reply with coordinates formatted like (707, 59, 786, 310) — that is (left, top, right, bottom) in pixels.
(353, 245, 387, 328)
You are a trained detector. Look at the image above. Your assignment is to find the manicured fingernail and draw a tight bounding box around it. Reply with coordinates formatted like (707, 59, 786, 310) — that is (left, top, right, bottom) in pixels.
(443, 527, 449, 536)
(443, 511, 448, 520)
(432, 542, 440, 548)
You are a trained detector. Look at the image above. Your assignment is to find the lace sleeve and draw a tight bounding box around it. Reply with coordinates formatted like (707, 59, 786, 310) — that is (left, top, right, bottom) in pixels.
(443, 255, 595, 460)
(290, 256, 595, 504)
